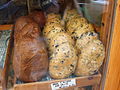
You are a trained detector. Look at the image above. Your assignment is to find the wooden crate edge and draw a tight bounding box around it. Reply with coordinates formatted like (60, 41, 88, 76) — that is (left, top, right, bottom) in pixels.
(14, 73, 101, 90)
(0, 25, 13, 30)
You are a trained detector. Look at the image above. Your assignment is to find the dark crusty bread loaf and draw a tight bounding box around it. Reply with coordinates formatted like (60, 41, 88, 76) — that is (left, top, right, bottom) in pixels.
(28, 11, 46, 28)
(13, 16, 48, 82)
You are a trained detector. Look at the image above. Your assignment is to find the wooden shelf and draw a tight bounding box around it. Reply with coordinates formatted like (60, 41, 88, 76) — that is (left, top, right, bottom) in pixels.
(14, 74, 101, 90)
(0, 87, 2, 90)
(0, 25, 13, 30)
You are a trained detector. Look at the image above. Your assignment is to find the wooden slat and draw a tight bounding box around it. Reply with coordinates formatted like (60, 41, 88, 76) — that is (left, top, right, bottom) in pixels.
(74, 87, 85, 90)
(2, 31, 14, 90)
(92, 84, 99, 90)
(104, 0, 120, 90)
(77, 87, 85, 90)
(14, 74, 101, 90)
(93, 25, 101, 33)
(100, 0, 115, 89)
(0, 25, 13, 30)
(100, 0, 114, 46)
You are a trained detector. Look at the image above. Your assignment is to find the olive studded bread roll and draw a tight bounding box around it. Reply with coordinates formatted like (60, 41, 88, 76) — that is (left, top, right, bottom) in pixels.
(66, 17, 87, 32)
(49, 43, 78, 79)
(76, 31, 98, 50)
(43, 13, 65, 47)
(43, 23, 64, 36)
(63, 8, 105, 76)
(46, 18, 61, 26)
(47, 13, 61, 20)
(63, 9, 80, 23)
(43, 13, 63, 36)
(75, 39, 105, 76)
(46, 13, 61, 25)
(49, 58, 77, 79)
(44, 24, 65, 45)
(50, 43, 78, 59)
(49, 32, 75, 52)
(71, 23, 94, 39)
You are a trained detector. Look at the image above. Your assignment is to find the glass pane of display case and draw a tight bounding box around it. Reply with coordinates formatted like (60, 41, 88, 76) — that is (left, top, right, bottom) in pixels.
(0, 0, 28, 24)
(75, 0, 107, 26)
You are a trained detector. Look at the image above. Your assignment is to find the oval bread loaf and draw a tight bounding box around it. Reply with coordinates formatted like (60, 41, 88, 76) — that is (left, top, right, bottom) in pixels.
(75, 39, 105, 76)
(49, 43, 78, 79)
(13, 16, 48, 82)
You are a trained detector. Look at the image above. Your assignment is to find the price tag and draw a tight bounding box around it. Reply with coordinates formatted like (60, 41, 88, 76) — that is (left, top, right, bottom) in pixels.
(51, 79, 76, 90)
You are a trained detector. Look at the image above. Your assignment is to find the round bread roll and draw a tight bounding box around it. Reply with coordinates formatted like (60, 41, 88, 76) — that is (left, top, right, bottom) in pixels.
(66, 17, 88, 35)
(44, 24, 65, 45)
(49, 43, 78, 79)
(71, 23, 94, 39)
(43, 23, 64, 36)
(49, 32, 74, 51)
(64, 9, 79, 22)
(67, 17, 87, 29)
(46, 13, 61, 25)
(47, 13, 61, 21)
(75, 39, 105, 76)
(76, 31, 98, 50)
(46, 18, 61, 25)
(49, 58, 77, 79)
(50, 43, 78, 59)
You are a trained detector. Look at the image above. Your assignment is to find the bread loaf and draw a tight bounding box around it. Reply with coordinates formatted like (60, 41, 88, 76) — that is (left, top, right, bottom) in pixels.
(13, 16, 48, 82)
(44, 13, 78, 79)
(28, 11, 46, 28)
(75, 39, 105, 76)
(49, 43, 78, 79)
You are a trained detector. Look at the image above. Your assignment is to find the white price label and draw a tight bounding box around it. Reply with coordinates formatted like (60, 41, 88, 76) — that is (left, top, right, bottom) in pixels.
(51, 79, 76, 90)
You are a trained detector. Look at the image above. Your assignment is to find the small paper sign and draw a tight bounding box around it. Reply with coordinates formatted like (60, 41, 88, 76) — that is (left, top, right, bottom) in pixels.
(51, 79, 76, 90)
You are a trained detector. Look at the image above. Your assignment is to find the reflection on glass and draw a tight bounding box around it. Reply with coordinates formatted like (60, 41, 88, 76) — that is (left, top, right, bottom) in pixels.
(75, 0, 108, 26)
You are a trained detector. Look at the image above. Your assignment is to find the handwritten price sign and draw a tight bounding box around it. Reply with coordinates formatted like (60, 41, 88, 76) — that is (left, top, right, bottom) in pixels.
(51, 79, 76, 90)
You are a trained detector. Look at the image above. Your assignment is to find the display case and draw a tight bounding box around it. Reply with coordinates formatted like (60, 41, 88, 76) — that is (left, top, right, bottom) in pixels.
(0, 0, 119, 90)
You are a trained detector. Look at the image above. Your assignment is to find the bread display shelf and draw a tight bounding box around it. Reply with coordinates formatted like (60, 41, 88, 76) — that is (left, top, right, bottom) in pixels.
(2, 30, 101, 90)
(14, 73, 101, 90)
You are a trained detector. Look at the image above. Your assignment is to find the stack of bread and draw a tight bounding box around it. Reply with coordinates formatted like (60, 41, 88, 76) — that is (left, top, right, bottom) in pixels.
(65, 9, 105, 76)
(63, 9, 81, 23)
(43, 13, 78, 79)
(43, 13, 65, 46)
